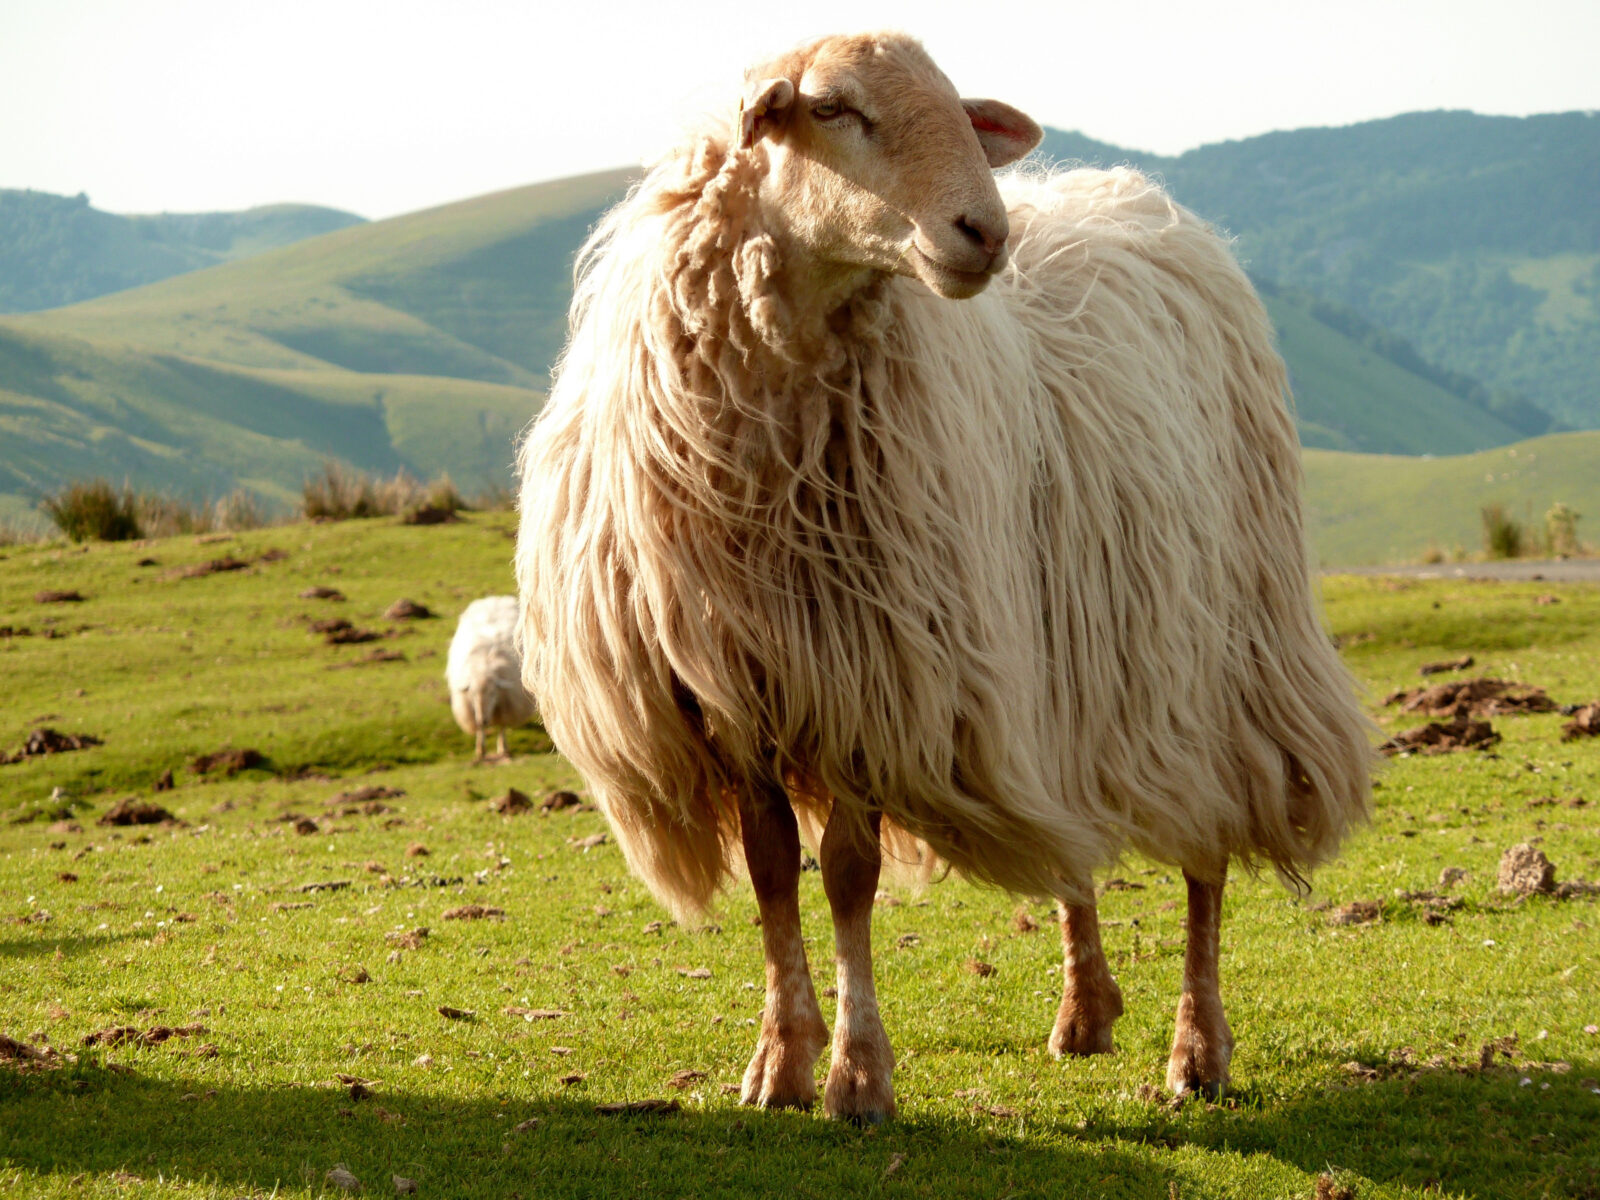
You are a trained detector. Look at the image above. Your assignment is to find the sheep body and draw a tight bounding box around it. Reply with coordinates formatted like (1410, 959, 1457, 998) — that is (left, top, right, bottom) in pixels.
(515, 147, 1370, 918)
(447, 595, 536, 762)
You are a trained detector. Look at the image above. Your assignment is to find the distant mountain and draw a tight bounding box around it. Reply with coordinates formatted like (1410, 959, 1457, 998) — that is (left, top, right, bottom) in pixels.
(1038, 110, 1600, 431)
(0, 171, 629, 532)
(0, 189, 366, 313)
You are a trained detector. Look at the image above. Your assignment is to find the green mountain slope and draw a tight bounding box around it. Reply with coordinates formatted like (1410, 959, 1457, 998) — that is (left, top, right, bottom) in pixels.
(0, 171, 632, 522)
(0, 189, 366, 313)
(1303, 431, 1600, 565)
(1039, 111, 1600, 430)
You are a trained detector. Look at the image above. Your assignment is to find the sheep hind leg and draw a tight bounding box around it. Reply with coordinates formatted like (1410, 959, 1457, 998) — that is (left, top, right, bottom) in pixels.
(1048, 898, 1123, 1057)
(1166, 869, 1234, 1099)
(472, 727, 486, 764)
(821, 809, 896, 1124)
(493, 729, 511, 763)
(738, 780, 828, 1110)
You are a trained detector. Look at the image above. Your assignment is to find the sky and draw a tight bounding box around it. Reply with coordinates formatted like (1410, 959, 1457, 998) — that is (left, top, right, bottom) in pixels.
(2, 0, 1597, 220)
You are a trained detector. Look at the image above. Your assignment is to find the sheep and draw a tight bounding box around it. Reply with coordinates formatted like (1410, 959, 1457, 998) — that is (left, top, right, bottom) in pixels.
(514, 31, 1372, 1122)
(446, 596, 536, 763)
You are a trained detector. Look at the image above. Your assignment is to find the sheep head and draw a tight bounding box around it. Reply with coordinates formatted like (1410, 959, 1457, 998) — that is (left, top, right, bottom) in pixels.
(737, 33, 1041, 302)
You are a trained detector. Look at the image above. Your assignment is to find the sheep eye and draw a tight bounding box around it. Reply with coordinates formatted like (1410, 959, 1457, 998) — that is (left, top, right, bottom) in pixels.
(811, 100, 847, 121)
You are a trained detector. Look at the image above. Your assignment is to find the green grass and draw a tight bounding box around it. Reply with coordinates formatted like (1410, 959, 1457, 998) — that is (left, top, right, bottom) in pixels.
(1303, 431, 1600, 564)
(3, 522, 1600, 1198)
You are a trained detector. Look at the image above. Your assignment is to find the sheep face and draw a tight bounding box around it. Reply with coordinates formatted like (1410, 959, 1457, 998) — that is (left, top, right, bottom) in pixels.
(741, 33, 1041, 302)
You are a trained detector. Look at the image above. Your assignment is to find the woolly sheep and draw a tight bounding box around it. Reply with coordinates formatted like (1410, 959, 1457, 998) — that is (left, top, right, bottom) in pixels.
(446, 596, 536, 763)
(515, 32, 1372, 1122)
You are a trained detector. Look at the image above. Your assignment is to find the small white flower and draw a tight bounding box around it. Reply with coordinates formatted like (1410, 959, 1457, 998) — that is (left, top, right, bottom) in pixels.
(1483, 939, 1496, 947)
(1520, 1077, 1532, 1087)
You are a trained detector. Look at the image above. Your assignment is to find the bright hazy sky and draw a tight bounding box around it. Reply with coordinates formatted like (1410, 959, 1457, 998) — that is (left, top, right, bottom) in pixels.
(3, 0, 1596, 220)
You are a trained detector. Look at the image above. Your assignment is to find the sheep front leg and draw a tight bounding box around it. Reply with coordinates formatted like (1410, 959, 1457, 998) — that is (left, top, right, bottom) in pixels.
(472, 727, 486, 764)
(494, 729, 510, 763)
(821, 809, 895, 1124)
(738, 782, 828, 1109)
(1166, 869, 1234, 1099)
(1048, 898, 1123, 1057)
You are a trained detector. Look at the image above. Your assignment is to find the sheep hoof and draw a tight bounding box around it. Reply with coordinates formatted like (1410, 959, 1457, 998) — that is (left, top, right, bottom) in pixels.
(1048, 981, 1123, 1058)
(741, 1025, 824, 1111)
(823, 1056, 896, 1125)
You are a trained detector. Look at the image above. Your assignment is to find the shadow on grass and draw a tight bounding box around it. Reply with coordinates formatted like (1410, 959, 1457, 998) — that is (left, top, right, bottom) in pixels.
(4, 1054, 1597, 1198)
(0, 930, 140, 960)
(1099, 1060, 1600, 1199)
(0, 1063, 1178, 1200)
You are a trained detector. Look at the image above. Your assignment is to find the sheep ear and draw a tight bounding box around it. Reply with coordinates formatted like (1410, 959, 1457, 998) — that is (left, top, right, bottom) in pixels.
(738, 77, 795, 148)
(963, 99, 1043, 168)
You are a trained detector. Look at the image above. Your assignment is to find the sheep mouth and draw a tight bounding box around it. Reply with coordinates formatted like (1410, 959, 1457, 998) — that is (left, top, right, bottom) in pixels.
(905, 244, 1004, 299)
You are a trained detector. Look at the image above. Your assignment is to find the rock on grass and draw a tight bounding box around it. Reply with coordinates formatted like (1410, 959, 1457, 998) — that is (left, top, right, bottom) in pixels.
(1499, 844, 1556, 896)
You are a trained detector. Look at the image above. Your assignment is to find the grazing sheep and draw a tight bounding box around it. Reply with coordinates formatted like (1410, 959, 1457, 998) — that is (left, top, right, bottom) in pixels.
(446, 596, 536, 763)
(515, 31, 1372, 1121)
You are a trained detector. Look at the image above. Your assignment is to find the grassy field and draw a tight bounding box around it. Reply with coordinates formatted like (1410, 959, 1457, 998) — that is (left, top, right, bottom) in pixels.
(1303, 431, 1600, 565)
(2, 519, 1598, 1198)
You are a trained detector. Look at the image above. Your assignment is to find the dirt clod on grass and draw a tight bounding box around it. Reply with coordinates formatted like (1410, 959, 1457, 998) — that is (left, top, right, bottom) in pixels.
(385, 928, 428, 950)
(570, 832, 608, 851)
(1499, 844, 1557, 896)
(171, 556, 252, 580)
(331, 785, 405, 805)
(666, 1069, 707, 1089)
(1382, 677, 1556, 717)
(541, 789, 582, 814)
(393, 1176, 417, 1195)
(97, 798, 177, 826)
(1314, 1174, 1356, 1200)
(1012, 908, 1041, 933)
(404, 842, 429, 858)
(1562, 703, 1600, 741)
(327, 625, 382, 645)
(83, 1023, 205, 1048)
(1418, 655, 1474, 676)
(153, 768, 174, 792)
(0, 1033, 64, 1071)
(965, 959, 997, 977)
(1329, 900, 1382, 926)
(383, 598, 433, 620)
(190, 748, 267, 776)
(2, 726, 103, 764)
(325, 1165, 361, 1192)
(293, 817, 320, 835)
(442, 904, 504, 921)
(300, 586, 345, 601)
(437, 1005, 474, 1021)
(503, 1006, 567, 1020)
(34, 589, 84, 603)
(1378, 716, 1501, 756)
(595, 1098, 681, 1116)
(490, 788, 533, 815)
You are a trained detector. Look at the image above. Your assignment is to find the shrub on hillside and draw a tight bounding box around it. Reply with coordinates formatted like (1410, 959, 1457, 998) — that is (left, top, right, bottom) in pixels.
(42, 480, 143, 542)
(1545, 503, 1581, 558)
(1481, 503, 1524, 560)
(303, 462, 474, 524)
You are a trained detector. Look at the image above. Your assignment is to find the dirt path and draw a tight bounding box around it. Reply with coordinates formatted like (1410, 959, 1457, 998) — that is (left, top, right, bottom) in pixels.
(1327, 558, 1600, 582)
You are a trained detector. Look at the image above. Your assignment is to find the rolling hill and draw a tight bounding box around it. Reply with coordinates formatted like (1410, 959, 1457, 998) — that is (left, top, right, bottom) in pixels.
(0, 188, 366, 313)
(0, 154, 1539, 529)
(0, 170, 631, 529)
(1303, 431, 1600, 565)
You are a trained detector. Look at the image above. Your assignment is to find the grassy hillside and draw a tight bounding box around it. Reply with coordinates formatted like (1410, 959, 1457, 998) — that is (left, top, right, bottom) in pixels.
(1304, 431, 1600, 564)
(1, 519, 1598, 1199)
(1, 160, 1540, 528)
(0, 171, 632, 520)
(0, 190, 365, 313)
(1264, 292, 1521, 454)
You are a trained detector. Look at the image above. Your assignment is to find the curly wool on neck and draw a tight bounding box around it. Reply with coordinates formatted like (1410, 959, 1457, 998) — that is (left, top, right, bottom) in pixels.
(515, 138, 1372, 921)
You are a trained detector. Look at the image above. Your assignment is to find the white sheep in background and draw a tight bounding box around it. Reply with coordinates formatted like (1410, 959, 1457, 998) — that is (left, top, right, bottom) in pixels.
(515, 31, 1372, 1122)
(446, 596, 536, 763)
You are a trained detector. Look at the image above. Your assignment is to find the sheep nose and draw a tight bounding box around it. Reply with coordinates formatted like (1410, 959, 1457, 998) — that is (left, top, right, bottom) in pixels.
(955, 213, 1008, 257)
